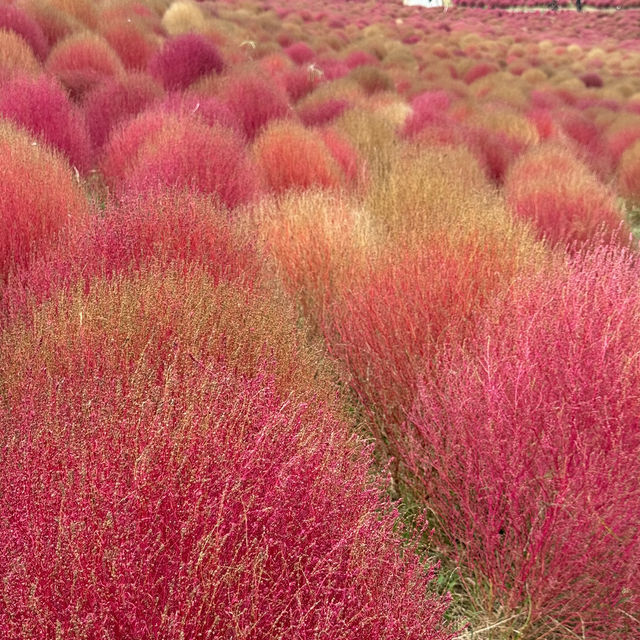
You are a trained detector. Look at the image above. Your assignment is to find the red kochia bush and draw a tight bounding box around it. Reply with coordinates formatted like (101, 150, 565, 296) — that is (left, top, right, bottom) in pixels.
(1, 190, 259, 322)
(121, 119, 261, 209)
(18, 0, 76, 48)
(284, 41, 315, 64)
(159, 93, 240, 133)
(0, 74, 92, 171)
(148, 33, 224, 91)
(46, 32, 124, 99)
(0, 121, 89, 283)
(326, 232, 529, 440)
(505, 144, 626, 249)
(321, 127, 361, 186)
(405, 247, 640, 639)
(221, 72, 293, 140)
(299, 97, 350, 127)
(0, 267, 454, 640)
(83, 73, 163, 148)
(0, 3, 48, 60)
(254, 121, 341, 194)
(99, 19, 158, 70)
(402, 90, 452, 139)
(281, 66, 320, 102)
(100, 109, 169, 189)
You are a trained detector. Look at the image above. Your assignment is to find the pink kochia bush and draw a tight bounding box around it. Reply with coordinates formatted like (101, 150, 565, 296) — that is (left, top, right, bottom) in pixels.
(148, 33, 224, 90)
(83, 73, 163, 148)
(284, 41, 315, 65)
(221, 72, 293, 139)
(0, 267, 454, 640)
(119, 117, 261, 208)
(0, 74, 93, 171)
(1, 190, 259, 322)
(404, 247, 640, 638)
(0, 2, 49, 60)
(505, 144, 626, 248)
(403, 90, 453, 139)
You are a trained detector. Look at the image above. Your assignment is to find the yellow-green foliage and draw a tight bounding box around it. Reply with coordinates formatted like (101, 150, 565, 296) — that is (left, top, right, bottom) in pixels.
(335, 107, 400, 182)
(161, 1, 206, 36)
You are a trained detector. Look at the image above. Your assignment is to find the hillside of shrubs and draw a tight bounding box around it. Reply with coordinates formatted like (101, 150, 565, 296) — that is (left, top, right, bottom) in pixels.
(0, 0, 639, 638)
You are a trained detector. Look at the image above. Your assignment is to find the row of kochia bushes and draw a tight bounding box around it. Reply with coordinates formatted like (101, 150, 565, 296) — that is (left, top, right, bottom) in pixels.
(0, 0, 639, 638)
(454, 0, 640, 8)
(2, 113, 638, 638)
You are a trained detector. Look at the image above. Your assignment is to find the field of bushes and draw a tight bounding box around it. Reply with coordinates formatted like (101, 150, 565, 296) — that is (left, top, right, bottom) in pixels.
(0, 0, 639, 637)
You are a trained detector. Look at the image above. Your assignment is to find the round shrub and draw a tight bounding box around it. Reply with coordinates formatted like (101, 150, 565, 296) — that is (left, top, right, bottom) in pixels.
(299, 97, 350, 127)
(159, 93, 240, 133)
(100, 109, 170, 191)
(148, 33, 224, 91)
(284, 41, 315, 65)
(0, 74, 92, 171)
(254, 121, 342, 194)
(0, 266, 455, 640)
(121, 118, 261, 209)
(0, 121, 89, 282)
(46, 32, 124, 99)
(618, 139, 640, 206)
(83, 73, 163, 149)
(505, 144, 626, 248)
(0, 28, 41, 80)
(405, 247, 640, 639)
(1, 190, 259, 322)
(99, 19, 158, 71)
(0, 3, 48, 60)
(220, 72, 293, 140)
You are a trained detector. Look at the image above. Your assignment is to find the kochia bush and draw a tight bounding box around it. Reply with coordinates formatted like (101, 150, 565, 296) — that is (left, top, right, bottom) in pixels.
(254, 121, 342, 194)
(120, 118, 262, 209)
(505, 143, 627, 249)
(46, 32, 124, 99)
(1, 190, 259, 322)
(325, 229, 539, 439)
(148, 33, 225, 91)
(405, 247, 640, 639)
(0, 267, 454, 640)
(83, 73, 163, 148)
(99, 19, 158, 70)
(0, 121, 89, 283)
(0, 74, 93, 171)
(0, 28, 41, 80)
(221, 71, 293, 140)
(0, 3, 49, 60)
